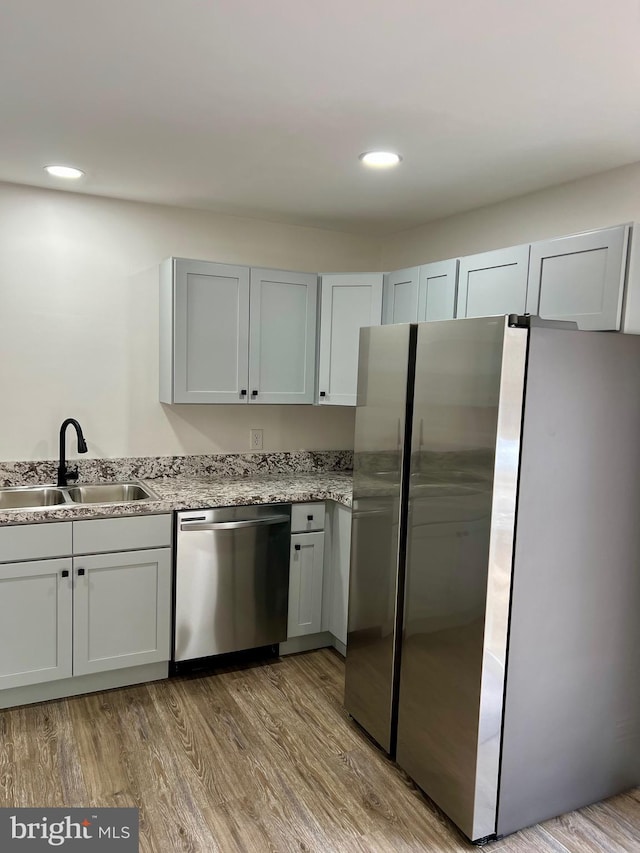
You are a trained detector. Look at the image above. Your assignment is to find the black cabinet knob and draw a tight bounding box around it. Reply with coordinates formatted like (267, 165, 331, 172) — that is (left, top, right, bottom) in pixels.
(251, 390, 258, 397)
(294, 544, 301, 551)
(61, 570, 69, 578)
(319, 391, 326, 398)
(240, 389, 247, 396)
(307, 515, 313, 521)
(77, 568, 85, 576)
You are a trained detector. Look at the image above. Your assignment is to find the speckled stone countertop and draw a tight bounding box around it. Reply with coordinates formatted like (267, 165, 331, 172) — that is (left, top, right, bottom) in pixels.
(0, 472, 353, 526)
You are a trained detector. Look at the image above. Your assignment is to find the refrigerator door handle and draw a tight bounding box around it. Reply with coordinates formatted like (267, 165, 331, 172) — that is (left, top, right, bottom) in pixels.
(179, 515, 290, 532)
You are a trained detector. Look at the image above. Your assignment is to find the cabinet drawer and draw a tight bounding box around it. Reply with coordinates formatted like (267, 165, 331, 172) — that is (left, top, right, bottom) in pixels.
(0, 522, 72, 564)
(291, 503, 325, 533)
(73, 514, 172, 555)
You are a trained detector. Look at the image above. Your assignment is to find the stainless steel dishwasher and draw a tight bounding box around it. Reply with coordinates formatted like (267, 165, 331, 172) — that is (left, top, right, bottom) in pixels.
(174, 504, 291, 662)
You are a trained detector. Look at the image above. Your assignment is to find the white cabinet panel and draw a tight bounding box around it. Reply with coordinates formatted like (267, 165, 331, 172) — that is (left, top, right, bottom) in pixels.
(288, 532, 324, 638)
(418, 259, 458, 322)
(73, 514, 172, 555)
(318, 273, 383, 406)
(73, 549, 172, 676)
(457, 246, 530, 319)
(161, 258, 250, 403)
(0, 559, 72, 689)
(526, 225, 629, 330)
(327, 503, 352, 647)
(383, 267, 419, 324)
(0, 522, 72, 564)
(249, 269, 318, 404)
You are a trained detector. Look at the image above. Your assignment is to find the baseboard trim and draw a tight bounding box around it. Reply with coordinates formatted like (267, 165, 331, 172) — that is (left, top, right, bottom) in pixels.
(332, 637, 346, 657)
(0, 662, 169, 709)
(279, 632, 347, 657)
(279, 632, 333, 656)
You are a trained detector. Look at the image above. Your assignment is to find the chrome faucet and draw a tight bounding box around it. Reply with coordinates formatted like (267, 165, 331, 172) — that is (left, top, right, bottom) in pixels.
(57, 418, 88, 486)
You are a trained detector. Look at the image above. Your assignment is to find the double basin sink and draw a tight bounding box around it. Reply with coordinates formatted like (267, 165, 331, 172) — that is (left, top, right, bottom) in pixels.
(0, 482, 158, 511)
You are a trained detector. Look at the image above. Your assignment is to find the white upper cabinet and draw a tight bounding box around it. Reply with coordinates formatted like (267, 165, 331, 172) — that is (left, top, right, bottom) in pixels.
(249, 269, 318, 404)
(160, 258, 250, 403)
(318, 273, 383, 406)
(456, 245, 530, 319)
(383, 261, 458, 325)
(418, 259, 458, 322)
(526, 225, 629, 330)
(160, 259, 318, 404)
(383, 267, 419, 324)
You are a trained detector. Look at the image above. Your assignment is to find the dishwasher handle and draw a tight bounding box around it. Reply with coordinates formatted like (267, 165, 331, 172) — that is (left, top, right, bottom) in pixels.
(179, 514, 290, 532)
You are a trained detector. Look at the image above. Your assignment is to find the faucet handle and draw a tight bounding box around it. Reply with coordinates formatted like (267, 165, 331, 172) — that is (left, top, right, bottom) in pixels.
(65, 467, 80, 483)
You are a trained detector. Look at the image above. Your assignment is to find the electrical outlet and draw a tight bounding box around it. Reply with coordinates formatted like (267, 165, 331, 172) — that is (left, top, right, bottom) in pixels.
(250, 429, 263, 450)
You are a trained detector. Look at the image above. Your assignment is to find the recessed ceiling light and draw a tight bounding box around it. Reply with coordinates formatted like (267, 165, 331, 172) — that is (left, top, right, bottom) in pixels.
(359, 151, 402, 168)
(44, 165, 85, 179)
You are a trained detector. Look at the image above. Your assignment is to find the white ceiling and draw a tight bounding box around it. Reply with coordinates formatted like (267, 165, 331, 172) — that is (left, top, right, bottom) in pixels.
(2, 0, 640, 235)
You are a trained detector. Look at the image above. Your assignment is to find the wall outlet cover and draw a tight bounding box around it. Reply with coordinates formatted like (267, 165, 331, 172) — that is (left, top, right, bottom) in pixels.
(250, 429, 263, 450)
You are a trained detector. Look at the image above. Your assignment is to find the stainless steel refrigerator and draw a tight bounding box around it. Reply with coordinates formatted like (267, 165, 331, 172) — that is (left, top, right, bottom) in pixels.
(345, 315, 640, 843)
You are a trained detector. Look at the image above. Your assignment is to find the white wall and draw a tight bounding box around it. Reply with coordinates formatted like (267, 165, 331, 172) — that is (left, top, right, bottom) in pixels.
(0, 182, 376, 461)
(380, 161, 640, 268)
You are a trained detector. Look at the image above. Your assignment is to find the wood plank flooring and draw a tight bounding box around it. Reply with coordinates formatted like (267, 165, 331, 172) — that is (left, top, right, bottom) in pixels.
(0, 649, 638, 851)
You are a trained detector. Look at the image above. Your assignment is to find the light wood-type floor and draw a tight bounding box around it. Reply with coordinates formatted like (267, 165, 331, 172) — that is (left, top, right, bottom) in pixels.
(0, 649, 638, 852)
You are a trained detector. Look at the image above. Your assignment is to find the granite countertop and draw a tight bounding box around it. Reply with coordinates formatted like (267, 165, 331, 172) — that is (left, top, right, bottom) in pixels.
(0, 471, 353, 526)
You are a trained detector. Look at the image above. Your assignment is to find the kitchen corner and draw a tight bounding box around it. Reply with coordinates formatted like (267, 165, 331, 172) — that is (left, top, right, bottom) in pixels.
(0, 448, 354, 714)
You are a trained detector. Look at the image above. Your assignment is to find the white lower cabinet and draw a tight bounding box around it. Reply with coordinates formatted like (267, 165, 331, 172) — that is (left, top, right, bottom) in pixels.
(282, 501, 352, 655)
(287, 532, 324, 638)
(73, 548, 172, 676)
(0, 515, 172, 706)
(0, 558, 72, 690)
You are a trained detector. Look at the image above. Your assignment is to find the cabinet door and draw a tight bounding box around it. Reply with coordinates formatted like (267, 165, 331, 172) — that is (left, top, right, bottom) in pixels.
(287, 532, 324, 638)
(248, 269, 318, 404)
(526, 225, 629, 330)
(0, 559, 72, 689)
(73, 549, 172, 676)
(328, 503, 352, 647)
(170, 258, 250, 403)
(456, 245, 530, 318)
(318, 273, 383, 406)
(382, 267, 419, 324)
(418, 259, 458, 321)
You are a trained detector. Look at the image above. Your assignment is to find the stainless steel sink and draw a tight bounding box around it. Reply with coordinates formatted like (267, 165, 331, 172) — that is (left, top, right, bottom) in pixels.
(66, 482, 158, 504)
(0, 481, 158, 510)
(0, 486, 69, 509)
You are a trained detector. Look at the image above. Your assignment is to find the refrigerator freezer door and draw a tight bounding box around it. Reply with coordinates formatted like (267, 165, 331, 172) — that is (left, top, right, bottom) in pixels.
(396, 316, 527, 842)
(344, 323, 415, 754)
